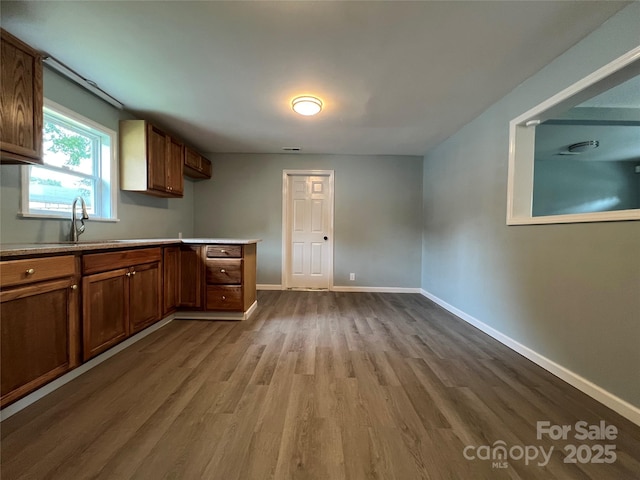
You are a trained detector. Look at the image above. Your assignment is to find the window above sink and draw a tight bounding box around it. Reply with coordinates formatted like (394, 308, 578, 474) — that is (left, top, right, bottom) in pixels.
(20, 99, 119, 222)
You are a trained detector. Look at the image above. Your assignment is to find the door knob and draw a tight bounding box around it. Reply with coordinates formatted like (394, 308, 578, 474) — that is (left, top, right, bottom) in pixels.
(323, 236, 328, 241)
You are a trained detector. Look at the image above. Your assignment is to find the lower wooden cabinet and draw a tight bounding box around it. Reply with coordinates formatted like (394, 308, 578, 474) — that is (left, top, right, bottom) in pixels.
(163, 246, 180, 315)
(203, 243, 256, 312)
(179, 246, 202, 309)
(129, 261, 162, 334)
(82, 248, 162, 361)
(0, 241, 258, 406)
(82, 268, 129, 360)
(0, 255, 79, 408)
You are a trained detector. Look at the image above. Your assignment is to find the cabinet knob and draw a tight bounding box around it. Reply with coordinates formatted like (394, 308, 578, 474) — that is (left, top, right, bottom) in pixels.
(222, 295, 226, 300)
(25, 268, 35, 275)
(71, 284, 78, 290)
(220, 249, 226, 253)
(131, 271, 136, 275)
(220, 269, 226, 273)
(126, 272, 131, 277)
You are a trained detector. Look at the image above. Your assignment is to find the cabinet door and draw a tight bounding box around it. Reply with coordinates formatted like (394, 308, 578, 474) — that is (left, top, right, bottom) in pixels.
(167, 136, 184, 196)
(163, 247, 180, 315)
(0, 29, 43, 164)
(184, 146, 201, 170)
(129, 261, 162, 334)
(82, 268, 129, 361)
(1, 277, 79, 407)
(179, 246, 202, 309)
(200, 156, 212, 178)
(147, 124, 168, 193)
(184, 146, 212, 179)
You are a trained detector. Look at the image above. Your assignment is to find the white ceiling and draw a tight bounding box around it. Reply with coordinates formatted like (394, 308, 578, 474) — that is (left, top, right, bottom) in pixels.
(0, 1, 630, 156)
(580, 74, 640, 108)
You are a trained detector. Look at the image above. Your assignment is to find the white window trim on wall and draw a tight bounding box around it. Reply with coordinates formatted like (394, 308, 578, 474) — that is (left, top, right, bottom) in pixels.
(506, 45, 640, 225)
(20, 98, 119, 222)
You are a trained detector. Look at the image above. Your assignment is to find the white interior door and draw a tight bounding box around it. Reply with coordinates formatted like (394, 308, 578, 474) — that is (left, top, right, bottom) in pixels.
(284, 172, 333, 289)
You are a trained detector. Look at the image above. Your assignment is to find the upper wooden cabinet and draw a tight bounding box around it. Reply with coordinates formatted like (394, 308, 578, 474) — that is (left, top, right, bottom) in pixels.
(184, 146, 212, 179)
(120, 120, 184, 197)
(167, 136, 184, 196)
(0, 28, 43, 165)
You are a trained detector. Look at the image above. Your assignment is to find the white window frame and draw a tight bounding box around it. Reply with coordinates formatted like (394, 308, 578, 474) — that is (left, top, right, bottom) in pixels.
(506, 45, 640, 225)
(20, 99, 119, 222)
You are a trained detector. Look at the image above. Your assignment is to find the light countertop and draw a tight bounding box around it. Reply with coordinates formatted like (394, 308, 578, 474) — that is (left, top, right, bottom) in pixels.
(0, 238, 261, 258)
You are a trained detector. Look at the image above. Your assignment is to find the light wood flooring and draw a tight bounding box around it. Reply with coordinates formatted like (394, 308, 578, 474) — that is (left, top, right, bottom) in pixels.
(1, 291, 639, 479)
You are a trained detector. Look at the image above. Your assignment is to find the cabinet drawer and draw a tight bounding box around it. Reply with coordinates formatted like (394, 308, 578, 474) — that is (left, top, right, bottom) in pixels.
(1, 255, 76, 288)
(205, 245, 242, 258)
(205, 259, 242, 284)
(206, 286, 243, 311)
(83, 248, 162, 275)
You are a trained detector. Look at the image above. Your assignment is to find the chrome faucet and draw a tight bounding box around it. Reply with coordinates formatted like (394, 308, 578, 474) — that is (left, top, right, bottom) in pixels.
(70, 196, 89, 242)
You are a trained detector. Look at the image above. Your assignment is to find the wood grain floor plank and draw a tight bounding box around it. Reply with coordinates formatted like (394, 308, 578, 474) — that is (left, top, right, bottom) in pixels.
(2, 291, 638, 480)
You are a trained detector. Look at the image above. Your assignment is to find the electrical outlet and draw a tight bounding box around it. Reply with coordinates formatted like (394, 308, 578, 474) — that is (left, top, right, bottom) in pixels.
(349, 273, 355, 281)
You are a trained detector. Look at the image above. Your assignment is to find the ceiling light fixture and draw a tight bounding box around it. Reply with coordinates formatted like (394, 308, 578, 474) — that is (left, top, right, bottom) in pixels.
(292, 96, 322, 116)
(568, 140, 599, 153)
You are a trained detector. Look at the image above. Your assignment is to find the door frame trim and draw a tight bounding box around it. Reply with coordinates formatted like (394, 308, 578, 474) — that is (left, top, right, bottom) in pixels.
(281, 169, 335, 290)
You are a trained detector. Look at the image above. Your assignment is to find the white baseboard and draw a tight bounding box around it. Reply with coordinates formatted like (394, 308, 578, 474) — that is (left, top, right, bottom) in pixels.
(258, 284, 421, 293)
(1, 316, 174, 422)
(332, 286, 422, 293)
(420, 289, 640, 427)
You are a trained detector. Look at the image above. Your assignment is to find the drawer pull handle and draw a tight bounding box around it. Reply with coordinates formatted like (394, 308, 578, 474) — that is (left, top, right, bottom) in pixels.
(25, 268, 35, 275)
(220, 249, 226, 253)
(71, 284, 78, 290)
(222, 295, 226, 300)
(220, 269, 226, 273)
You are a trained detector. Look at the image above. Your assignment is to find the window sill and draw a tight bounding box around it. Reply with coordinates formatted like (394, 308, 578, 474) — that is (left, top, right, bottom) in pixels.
(18, 213, 120, 223)
(507, 209, 640, 225)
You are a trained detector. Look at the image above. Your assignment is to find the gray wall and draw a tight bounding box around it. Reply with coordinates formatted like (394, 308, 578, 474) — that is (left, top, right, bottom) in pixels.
(533, 159, 640, 216)
(194, 153, 423, 287)
(0, 69, 195, 243)
(422, 3, 640, 407)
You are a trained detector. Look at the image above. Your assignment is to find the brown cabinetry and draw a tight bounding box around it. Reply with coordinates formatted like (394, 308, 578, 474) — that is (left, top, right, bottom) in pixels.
(203, 244, 256, 312)
(82, 268, 128, 361)
(163, 246, 180, 315)
(120, 120, 184, 197)
(184, 146, 212, 179)
(0, 255, 79, 408)
(167, 136, 184, 196)
(1, 28, 43, 165)
(179, 246, 202, 309)
(82, 248, 162, 360)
